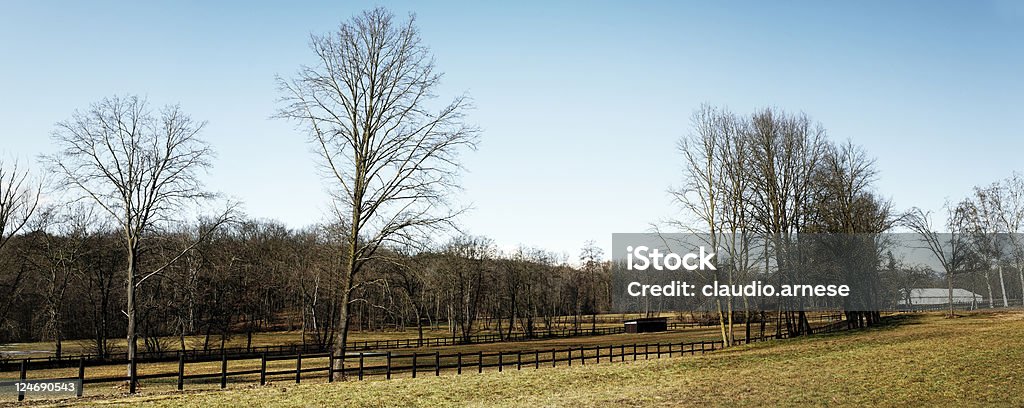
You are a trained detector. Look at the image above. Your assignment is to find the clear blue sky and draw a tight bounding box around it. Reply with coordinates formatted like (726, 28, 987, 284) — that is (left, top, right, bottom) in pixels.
(1, 1, 1022, 258)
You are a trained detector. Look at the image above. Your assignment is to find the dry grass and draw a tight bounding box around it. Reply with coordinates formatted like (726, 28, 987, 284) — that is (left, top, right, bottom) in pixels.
(9, 311, 1023, 407)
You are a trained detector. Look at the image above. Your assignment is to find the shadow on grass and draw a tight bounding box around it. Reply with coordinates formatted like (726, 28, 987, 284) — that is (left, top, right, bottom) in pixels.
(805, 313, 922, 340)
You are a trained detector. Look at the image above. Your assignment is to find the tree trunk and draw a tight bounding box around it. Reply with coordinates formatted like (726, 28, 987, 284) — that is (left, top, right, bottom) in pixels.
(506, 306, 515, 340)
(97, 293, 108, 359)
(998, 265, 1008, 308)
(947, 272, 955, 318)
(986, 270, 994, 308)
(727, 296, 735, 345)
(414, 305, 424, 347)
(331, 283, 353, 378)
(331, 231, 358, 379)
(125, 242, 138, 391)
(716, 298, 728, 347)
(1019, 267, 1024, 307)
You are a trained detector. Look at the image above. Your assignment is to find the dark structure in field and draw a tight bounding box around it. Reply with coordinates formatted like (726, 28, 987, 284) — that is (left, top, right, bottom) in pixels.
(624, 317, 668, 333)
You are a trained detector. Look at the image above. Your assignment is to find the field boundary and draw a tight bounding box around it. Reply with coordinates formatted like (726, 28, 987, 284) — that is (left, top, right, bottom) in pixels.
(6, 317, 852, 402)
(0, 313, 845, 372)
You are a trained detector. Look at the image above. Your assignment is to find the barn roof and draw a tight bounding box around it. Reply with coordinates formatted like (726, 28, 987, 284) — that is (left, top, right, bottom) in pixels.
(907, 288, 981, 298)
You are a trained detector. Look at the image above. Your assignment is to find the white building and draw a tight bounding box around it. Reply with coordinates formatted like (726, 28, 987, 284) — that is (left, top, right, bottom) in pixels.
(900, 288, 982, 306)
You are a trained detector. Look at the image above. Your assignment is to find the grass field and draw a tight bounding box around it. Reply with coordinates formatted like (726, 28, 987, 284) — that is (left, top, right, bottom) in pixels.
(12, 311, 1024, 407)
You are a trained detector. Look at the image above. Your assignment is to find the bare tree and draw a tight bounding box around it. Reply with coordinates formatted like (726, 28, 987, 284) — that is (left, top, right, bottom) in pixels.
(962, 184, 1009, 308)
(715, 116, 758, 342)
(745, 107, 827, 336)
(579, 240, 605, 333)
(45, 95, 235, 391)
(996, 173, 1024, 303)
(667, 103, 728, 344)
(276, 7, 479, 376)
(902, 205, 971, 317)
(806, 141, 894, 327)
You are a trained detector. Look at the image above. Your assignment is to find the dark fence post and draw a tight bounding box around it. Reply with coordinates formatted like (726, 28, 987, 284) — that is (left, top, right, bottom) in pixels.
(457, 352, 463, 375)
(517, 351, 522, 370)
(220, 353, 228, 389)
(412, 353, 418, 378)
(129, 359, 137, 394)
(295, 353, 302, 384)
(359, 353, 365, 381)
(478, 351, 483, 373)
(18, 360, 26, 402)
(435, 352, 441, 376)
(568, 348, 572, 367)
(633, 344, 637, 361)
(535, 350, 540, 369)
(386, 352, 392, 380)
(328, 353, 334, 383)
(177, 354, 185, 391)
(580, 347, 585, 365)
(260, 353, 267, 385)
(657, 343, 661, 358)
(78, 358, 86, 397)
(498, 352, 503, 372)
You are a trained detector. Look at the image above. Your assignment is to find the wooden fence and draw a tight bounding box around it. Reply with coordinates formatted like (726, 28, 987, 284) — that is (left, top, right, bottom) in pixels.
(1, 313, 844, 372)
(9, 317, 852, 401)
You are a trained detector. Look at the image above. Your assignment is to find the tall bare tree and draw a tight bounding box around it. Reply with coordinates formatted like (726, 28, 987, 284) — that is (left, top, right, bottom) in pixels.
(45, 95, 235, 391)
(276, 7, 479, 376)
(963, 184, 1009, 308)
(745, 107, 826, 336)
(806, 141, 894, 327)
(668, 104, 729, 344)
(715, 115, 758, 341)
(996, 173, 1024, 303)
(902, 205, 971, 317)
(579, 240, 605, 333)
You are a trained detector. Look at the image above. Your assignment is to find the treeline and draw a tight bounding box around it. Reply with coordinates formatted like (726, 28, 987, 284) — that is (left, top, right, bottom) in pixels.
(672, 104, 1024, 340)
(670, 104, 899, 341)
(0, 212, 610, 357)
